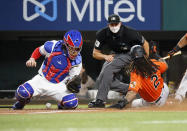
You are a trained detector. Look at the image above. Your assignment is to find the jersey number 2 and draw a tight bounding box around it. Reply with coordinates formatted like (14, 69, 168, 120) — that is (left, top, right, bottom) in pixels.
(151, 74, 160, 89)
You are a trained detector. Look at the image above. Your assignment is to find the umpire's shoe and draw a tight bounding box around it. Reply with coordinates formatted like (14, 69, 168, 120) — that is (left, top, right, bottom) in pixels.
(88, 99, 105, 108)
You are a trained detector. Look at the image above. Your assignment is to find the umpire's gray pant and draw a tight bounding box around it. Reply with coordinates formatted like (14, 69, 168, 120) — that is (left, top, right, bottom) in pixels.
(95, 53, 132, 101)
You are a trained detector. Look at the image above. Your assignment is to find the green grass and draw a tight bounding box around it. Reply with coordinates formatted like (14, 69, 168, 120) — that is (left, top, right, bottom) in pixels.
(0, 105, 187, 131)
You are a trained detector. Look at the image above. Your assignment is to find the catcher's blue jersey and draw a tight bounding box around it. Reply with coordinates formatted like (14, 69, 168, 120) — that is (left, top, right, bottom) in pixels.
(41, 40, 81, 83)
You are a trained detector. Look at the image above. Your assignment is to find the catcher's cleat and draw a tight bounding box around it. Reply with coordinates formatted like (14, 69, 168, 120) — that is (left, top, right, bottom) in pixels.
(12, 101, 25, 110)
(107, 99, 129, 109)
(57, 103, 77, 110)
(88, 99, 105, 108)
(58, 103, 66, 110)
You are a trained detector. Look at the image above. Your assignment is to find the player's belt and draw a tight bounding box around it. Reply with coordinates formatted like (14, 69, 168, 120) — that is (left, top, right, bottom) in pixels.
(155, 86, 165, 103)
(155, 96, 161, 103)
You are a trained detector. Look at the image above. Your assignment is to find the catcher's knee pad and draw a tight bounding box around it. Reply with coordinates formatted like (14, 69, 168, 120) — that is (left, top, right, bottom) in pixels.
(15, 83, 34, 104)
(61, 93, 78, 109)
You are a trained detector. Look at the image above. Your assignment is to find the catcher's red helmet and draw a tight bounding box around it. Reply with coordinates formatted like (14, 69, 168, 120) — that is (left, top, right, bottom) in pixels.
(63, 30, 83, 60)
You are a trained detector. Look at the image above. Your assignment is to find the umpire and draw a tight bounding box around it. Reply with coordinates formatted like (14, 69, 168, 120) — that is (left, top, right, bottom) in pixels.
(88, 14, 149, 108)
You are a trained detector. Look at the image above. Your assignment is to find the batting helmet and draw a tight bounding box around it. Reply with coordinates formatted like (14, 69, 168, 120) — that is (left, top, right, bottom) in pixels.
(130, 45, 145, 60)
(63, 30, 83, 60)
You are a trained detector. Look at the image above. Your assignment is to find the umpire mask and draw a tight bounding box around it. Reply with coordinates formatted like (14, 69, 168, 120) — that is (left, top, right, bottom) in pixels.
(109, 23, 121, 33)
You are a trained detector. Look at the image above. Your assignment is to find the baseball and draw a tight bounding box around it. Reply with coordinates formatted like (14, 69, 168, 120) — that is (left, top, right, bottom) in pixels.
(45, 102, 52, 109)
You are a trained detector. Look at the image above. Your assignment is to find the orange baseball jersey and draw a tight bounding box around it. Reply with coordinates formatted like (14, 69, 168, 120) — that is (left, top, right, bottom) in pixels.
(129, 59, 167, 102)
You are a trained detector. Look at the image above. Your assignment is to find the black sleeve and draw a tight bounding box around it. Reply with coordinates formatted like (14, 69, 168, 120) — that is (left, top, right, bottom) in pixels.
(94, 29, 106, 50)
(126, 27, 145, 45)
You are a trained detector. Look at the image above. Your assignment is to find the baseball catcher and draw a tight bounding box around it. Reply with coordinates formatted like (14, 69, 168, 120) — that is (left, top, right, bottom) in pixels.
(12, 30, 83, 110)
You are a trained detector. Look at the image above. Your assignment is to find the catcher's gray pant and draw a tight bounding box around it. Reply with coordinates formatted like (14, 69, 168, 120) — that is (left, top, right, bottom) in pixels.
(175, 69, 187, 102)
(95, 53, 131, 101)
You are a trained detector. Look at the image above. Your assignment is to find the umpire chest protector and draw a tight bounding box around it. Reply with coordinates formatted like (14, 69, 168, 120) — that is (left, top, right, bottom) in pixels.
(42, 42, 81, 83)
(95, 25, 144, 54)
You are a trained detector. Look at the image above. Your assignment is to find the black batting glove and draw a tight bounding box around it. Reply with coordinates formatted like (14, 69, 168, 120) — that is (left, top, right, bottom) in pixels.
(107, 98, 129, 109)
(168, 45, 180, 57)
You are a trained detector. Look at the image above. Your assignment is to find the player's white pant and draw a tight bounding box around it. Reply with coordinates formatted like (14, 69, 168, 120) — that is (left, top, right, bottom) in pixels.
(131, 83, 169, 108)
(27, 74, 71, 102)
(175, 69, 187, 102)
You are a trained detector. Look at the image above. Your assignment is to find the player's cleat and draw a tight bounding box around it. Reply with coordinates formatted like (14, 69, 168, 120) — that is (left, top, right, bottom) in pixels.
(175, 94, 183, 103)
(12, 101, 25, 110)
(88, 99, 105, 108)
(107, 99, 128, 109)
(57, 103, 77, 110)
(58, 103, 65, 110)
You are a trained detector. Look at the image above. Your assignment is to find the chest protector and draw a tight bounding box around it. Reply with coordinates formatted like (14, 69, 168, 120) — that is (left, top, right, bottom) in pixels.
(42, 43, 72, 83)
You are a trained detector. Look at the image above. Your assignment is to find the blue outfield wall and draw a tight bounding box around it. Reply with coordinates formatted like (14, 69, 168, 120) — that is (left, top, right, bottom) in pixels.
(0, 0, 161, 31)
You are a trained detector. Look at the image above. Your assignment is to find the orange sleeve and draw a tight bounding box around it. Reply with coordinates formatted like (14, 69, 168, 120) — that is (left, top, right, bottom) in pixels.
(152, 60, 167, 73)
(157, 61, 167, 73)
(185, 33, 187, 39)
(129, 72, 141, 93)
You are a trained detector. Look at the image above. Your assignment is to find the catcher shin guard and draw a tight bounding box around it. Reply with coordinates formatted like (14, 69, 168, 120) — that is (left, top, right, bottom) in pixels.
(60, 93, 78, 109)
(15, 83, 34, 104)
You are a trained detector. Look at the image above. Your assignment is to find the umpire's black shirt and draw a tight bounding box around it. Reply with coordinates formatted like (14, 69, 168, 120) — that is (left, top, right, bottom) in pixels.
(94, 25, 144, 54)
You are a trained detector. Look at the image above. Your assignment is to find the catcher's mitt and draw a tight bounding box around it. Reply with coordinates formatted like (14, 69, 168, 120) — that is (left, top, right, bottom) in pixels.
(66, 75, 81, 93)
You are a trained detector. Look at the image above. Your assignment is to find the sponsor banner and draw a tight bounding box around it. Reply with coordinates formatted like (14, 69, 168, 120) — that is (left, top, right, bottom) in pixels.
(0, 0, 161, 31)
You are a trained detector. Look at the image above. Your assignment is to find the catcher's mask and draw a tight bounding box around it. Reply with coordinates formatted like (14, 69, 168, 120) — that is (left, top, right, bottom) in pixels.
(64, 30, 83, 60)
(130, 45, 145, 60)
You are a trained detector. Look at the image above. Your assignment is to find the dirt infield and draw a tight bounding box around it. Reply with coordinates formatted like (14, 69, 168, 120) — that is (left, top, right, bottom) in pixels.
(1, 99, 187, 115)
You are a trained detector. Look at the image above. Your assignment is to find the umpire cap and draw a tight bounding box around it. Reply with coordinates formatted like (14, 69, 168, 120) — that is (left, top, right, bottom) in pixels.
(130, 45, 145, 60)
(108, 14, 120, 24)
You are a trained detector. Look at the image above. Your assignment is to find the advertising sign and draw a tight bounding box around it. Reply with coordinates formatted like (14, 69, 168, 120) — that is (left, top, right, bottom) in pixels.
(0, 0, 161, 31)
